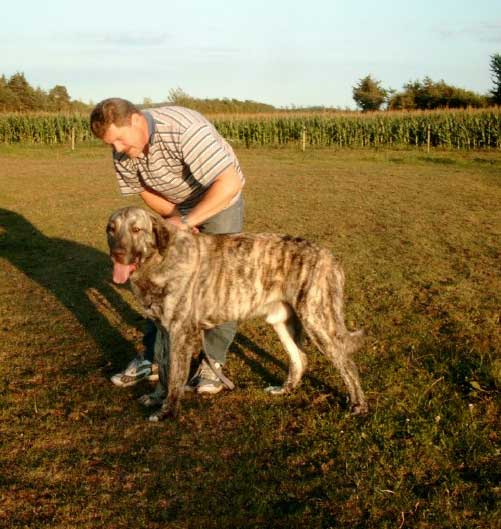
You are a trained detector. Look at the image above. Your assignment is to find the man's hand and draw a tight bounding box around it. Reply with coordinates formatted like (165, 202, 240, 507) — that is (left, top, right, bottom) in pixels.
(167, 216, 199, 233)
(181, 165, 243, 228)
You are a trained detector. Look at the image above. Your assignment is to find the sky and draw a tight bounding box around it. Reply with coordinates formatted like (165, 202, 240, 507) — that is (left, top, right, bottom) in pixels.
(2, 0, 500, 109)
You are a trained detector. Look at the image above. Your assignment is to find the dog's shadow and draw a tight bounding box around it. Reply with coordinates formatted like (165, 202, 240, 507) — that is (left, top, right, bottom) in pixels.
(230, 332, 348, 406)
(1, 208, 350, 406)
(0, 208, 144, 373)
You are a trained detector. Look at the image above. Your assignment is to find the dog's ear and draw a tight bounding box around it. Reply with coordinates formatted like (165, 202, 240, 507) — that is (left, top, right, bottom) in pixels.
(149, 212, 171, 252)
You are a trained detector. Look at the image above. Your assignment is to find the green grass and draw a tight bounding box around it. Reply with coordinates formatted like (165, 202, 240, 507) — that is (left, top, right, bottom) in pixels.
(0, 144, 500, 528)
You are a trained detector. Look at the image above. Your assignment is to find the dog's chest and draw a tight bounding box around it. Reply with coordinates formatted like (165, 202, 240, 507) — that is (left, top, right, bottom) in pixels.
(131, 277, 168, 319)
(131, 273, 191, 322)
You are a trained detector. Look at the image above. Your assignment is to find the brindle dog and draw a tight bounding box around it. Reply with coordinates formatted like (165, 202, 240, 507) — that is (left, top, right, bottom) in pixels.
(106, 206, 367, 421)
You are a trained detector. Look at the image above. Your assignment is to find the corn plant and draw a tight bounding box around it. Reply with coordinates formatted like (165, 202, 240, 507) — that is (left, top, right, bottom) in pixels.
(0, 108, 499, 149)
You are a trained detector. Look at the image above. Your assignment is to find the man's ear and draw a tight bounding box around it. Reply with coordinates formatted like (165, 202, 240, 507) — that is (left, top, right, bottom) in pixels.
(131, 113, 141, 127)
(149, 212, 170, 252)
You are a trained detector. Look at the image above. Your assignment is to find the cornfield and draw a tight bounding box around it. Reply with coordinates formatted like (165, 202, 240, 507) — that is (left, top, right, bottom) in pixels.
(0, 113, 95, 144)
(0, 108, 500, 149)
(214, 109, 501, 149)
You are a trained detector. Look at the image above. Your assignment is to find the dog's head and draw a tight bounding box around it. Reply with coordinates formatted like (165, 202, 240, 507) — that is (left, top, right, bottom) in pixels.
(106, 206, 172, 284)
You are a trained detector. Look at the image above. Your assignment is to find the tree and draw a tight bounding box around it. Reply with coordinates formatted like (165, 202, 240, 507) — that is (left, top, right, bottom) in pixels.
(489, 53, 501, 105)
(387, 77, 487, 110)
(0, 72, 91, 112)
(7, 72, 39, 110)
(352, 75, 388, 112)
(33, 86, 49, 110)
(167, 87, 194, 107)
(0, 75, 20, 111)
(48, 85, 71, 111)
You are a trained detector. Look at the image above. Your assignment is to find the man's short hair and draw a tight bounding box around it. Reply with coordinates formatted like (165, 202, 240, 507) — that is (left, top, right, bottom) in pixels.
(90, 98, 140, 138)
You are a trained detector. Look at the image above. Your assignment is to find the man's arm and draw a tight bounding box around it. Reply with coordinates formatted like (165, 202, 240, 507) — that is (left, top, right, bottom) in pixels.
(167, 164, 243, 230)
(140, 188, 180, 217)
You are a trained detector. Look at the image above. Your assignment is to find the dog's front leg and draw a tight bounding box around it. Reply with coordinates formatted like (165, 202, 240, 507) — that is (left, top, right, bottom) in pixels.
(149, 323, 200, 422)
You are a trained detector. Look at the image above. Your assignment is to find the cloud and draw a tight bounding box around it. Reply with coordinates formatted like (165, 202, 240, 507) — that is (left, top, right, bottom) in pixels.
(96, 32, 170, 47)
(0, 30, 172, 52)
(49, 32, 243, 57)
(436, 21, 501, 43)
(69, 31, 170, 48)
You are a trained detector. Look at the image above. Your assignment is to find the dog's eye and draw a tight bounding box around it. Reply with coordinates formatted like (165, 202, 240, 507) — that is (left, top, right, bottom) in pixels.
(131, 226, 141, 234)
(107, 225, 116, 234)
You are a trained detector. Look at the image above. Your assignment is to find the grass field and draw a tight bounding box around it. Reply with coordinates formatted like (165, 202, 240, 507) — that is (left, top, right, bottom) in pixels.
(0, 144, 500, 528)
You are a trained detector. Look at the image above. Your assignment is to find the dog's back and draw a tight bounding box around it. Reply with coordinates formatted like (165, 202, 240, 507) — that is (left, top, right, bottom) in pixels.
(192, 231, 343, 326)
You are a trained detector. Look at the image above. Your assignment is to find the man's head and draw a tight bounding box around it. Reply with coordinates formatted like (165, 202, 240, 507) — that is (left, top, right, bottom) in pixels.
(90, 98, 149, 158)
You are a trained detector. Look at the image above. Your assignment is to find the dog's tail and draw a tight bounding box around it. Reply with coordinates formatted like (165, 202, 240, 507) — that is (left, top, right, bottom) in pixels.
(344, 329, 365, 356)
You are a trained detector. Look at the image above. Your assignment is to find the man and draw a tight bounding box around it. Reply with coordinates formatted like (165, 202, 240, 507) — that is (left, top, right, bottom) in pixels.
(90, 98, 244, 394)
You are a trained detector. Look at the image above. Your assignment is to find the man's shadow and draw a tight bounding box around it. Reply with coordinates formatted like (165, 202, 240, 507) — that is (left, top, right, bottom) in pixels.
(0, 208, 143, 374)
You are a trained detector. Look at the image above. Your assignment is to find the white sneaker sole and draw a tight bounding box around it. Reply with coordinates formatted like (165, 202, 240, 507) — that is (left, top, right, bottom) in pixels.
(196, 384, 224, 395)
(111, 369, 153, 387)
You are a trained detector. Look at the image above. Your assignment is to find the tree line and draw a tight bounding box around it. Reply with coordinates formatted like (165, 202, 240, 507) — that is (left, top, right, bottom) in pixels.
(353, 53, 501, 112)
(2, 53, 501, 114)
(0, 73, 90, 113)
(0, 76, 279, 115)
(143, 88, 277, 114)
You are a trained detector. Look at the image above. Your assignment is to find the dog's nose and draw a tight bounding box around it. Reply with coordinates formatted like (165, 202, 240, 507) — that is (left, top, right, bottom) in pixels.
(111, 249, 126, 261)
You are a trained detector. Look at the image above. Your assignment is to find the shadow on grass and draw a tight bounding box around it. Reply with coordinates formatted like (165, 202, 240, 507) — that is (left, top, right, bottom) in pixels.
(0, 207, 362, 408)
(0, 208, 143, 373)
(418, 155, 457, 165)
(231, 332, 348, 407)
(232, 333, 286, 386)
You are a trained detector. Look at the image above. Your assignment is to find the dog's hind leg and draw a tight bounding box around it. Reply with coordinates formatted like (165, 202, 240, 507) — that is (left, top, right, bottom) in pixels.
(303, 321, 367, 414)
(296, 263, 367, 414)
(265, 302, 307, 395)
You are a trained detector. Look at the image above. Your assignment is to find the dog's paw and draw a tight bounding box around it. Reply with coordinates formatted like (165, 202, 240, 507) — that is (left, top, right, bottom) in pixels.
(265, 385, 286, 395)
(148, 413, 161, 422)
(139, 383, 166, 408)
(148, 401, 180, 421)
(138, 393, 164, 408)
(351, 402, 369, 415)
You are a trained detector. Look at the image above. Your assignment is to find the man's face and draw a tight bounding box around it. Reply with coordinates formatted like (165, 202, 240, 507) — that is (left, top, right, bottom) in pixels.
(102, 114, 148, 158)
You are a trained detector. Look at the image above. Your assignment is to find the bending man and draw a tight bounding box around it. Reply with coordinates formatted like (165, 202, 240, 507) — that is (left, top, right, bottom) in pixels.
(90, 98, 245, 394)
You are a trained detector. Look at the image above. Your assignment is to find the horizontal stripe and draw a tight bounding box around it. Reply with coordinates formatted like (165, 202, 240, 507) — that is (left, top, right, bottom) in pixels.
(114, 105, 245, 208)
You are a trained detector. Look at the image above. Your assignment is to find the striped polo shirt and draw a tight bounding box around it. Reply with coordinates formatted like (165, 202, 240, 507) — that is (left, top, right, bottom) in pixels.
(112, 106, 245, 213)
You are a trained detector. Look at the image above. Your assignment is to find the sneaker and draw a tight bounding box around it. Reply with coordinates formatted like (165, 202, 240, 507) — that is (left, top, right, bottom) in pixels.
(186, 359, 224, 394)
(111, 358, 158, 387)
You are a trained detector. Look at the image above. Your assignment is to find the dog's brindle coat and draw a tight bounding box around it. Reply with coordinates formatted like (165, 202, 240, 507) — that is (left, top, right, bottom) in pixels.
(107, 206, 367, 421)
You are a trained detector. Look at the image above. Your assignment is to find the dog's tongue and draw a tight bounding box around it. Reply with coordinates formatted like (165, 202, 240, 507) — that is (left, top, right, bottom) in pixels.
(112, 262, 136, 284)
